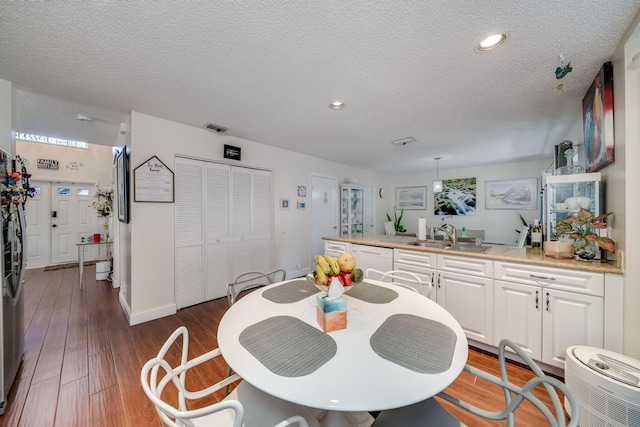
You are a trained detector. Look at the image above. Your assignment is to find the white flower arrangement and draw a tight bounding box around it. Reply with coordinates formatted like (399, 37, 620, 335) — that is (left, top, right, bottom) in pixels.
(92, 186, 114, 218)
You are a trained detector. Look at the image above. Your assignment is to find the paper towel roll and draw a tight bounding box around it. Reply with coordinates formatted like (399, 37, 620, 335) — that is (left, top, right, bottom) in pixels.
(418, 217, 427, 241)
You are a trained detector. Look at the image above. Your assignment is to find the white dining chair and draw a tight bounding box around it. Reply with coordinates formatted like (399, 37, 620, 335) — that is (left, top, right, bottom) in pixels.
(141, 326, 321, 427)
(371, 338, 580, 427)
(227, 269, 286, 306)
(365, 268, 430, 297)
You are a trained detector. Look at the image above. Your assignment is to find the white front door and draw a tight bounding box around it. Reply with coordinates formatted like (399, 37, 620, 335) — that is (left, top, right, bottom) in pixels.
(24, 181, 51, 269)
(311, 175, 339, 265)
(51, 182, 98, 264)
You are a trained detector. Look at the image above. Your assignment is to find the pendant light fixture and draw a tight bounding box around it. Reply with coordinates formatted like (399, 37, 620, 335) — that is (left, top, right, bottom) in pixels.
(433, 157, 443, 193)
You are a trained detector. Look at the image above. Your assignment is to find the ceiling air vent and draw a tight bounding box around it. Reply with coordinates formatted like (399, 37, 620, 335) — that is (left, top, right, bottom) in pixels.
(205, 123, 229, 133)
(391, 137, 416, 146)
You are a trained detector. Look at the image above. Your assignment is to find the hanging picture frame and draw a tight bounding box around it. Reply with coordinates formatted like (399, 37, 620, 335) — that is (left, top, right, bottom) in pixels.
(133, 156, 175, 202)
(583, 61, 614, 172)
(116, 146, 130, 223)
(485, 178, 537, 210)
(395, 186, 427, 210)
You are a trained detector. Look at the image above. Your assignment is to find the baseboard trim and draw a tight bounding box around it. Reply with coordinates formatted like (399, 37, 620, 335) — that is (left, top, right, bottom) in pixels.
(127, 300, 177, 326)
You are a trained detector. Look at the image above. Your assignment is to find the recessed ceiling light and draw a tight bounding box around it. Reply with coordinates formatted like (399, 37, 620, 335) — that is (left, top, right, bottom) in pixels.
(478, 33, 506, 51)
(329, 101, 345, 110)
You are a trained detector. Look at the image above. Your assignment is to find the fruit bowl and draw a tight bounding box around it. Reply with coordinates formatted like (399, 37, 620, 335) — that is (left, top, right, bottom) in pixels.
(306, 270, 363, 293)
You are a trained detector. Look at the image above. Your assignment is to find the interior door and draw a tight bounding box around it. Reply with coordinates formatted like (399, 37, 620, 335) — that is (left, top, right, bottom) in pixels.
(24, 181, 51, 269)
(311, 175, 339, 266)
(51, 182, 97, 264)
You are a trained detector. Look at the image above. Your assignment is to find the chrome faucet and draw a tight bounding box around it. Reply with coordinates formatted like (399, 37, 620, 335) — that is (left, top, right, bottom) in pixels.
(434, 225, 457, 245)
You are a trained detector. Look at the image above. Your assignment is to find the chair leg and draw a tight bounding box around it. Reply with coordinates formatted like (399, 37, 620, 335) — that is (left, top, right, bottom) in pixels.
(226, 365, 233, 395)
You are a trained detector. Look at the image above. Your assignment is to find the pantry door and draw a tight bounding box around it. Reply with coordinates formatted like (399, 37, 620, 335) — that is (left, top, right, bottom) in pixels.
(50, 182, 98, 264)
(311, 175, 339, 264)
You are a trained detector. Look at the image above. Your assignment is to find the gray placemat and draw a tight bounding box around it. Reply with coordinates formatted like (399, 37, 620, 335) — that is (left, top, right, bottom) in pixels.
(239, 315, 337, 377)
(347, 281, 399, 304)
(370, 313, 457, 373)
(262, 279, 319, 303)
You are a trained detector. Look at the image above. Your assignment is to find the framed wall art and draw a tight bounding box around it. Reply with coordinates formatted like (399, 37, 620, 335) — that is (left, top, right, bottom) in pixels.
(583, 61, 614, 172)
(134, 155, 174, 202)
(485, 178, 537, 210)
(396, 186, 427, 210)
(116, 146, 130, 223)
(434, 178, 476, 216)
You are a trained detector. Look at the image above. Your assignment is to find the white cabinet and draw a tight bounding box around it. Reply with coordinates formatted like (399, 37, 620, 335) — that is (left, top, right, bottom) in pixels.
(393, 249, 436, 300)
(494, 261, 604, 368)
(436, 254, 494, 345)
(324, 240, 350, 258)
(340, 184, 374, 235)
(350, 244, 392, 280)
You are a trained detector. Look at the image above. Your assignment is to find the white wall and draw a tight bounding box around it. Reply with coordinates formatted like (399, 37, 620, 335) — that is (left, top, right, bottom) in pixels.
(16, 139, 113, 185)
(384, 159, 551, 245)
(127, 112, 386, 324)
(0, 79, 13, 154)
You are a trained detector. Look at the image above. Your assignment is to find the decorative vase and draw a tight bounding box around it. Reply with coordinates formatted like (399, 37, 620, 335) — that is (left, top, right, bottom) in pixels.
(572, 238, 597, 261)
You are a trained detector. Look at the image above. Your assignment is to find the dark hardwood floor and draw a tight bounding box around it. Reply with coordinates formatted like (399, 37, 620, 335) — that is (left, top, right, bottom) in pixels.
(0, 266, 568, 426)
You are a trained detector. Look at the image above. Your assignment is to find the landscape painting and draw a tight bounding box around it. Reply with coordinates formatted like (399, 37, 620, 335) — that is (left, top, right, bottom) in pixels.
(485, 178, 537, 210)
(396, 186, 427, 210)
(434, 178, 476, 216)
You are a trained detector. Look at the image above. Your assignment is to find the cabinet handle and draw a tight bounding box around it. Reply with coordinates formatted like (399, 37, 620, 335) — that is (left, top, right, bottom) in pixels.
(437, 273, 441, 288)
(535, 290, 539, 310)
(546, 292, 550, 312)
(530, 274, 555, 281)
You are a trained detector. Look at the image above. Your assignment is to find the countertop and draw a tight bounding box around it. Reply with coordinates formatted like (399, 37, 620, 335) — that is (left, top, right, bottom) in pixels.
(323, 234, 624, 275)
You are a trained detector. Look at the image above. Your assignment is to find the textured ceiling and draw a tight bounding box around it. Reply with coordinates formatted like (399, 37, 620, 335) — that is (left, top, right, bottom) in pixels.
(1, 1, 639, 175)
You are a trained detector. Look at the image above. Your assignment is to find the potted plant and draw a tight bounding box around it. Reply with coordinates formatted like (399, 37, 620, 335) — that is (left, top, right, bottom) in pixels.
(555, 208, 614, 261)
(91, 186, 114, 238)
(386, 207, 406, 233)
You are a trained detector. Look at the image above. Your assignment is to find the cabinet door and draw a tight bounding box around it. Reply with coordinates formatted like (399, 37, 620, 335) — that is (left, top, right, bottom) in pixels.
(175, 158, 205, 309)
(252, 170, 273, 272)
(393, 262, 436, 300)
(494, 280, 542, 361)
(204, 163, 230, 300)
(542, 289, 603, 368)
(437, 271, 493, 345)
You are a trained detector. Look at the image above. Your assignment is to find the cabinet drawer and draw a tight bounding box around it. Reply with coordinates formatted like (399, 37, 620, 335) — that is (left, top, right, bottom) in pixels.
(324, 240, 350, 254)
(437, 254, 493, 278)
(393, 249, 437, 269)
(494, 261, 604, 297)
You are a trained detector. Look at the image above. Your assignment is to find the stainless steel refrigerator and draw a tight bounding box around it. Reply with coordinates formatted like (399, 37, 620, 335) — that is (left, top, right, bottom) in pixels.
(0, 150, 26, 415)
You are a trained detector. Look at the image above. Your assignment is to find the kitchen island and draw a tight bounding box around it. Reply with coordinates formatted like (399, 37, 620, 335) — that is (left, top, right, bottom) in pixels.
(322, 234, 623, 373)
(323, 234, 623, 275)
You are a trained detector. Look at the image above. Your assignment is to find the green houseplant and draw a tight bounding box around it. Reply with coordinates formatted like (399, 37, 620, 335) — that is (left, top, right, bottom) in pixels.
(386, 207, 406, 233)
(555, 208, 614, 261)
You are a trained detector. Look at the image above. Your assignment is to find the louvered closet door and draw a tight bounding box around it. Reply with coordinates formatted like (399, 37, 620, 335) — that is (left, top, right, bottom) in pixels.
(175, 158, 205, 309)
(252, 170, 273, 272)
(230, 167, 252, 279)
(204, 163, 230, 300)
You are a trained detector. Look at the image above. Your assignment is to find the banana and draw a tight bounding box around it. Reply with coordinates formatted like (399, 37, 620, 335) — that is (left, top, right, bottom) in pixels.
(315, 264, 329, 285)
(315, 255, 331, 275)
(323, 255, 341, 276)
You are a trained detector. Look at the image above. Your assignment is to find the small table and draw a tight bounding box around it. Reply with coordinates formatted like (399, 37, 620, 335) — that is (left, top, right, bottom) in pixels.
(218, 278, 468, 427)
(76, 240, 113, 289)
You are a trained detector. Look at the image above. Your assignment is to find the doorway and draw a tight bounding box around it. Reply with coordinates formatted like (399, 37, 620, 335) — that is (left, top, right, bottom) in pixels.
(310, 175, 339, 264)
(25, 180, 102, 268)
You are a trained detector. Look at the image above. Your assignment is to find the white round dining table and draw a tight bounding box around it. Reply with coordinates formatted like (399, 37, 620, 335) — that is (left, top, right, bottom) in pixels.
(217, 278, 468, 427)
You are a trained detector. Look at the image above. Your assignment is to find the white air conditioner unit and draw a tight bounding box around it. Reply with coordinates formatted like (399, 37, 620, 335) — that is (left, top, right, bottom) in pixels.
(565, 346, 640, 427)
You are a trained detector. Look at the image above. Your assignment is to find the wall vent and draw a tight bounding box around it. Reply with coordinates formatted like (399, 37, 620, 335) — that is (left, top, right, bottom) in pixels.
(205, 123, 229, 133)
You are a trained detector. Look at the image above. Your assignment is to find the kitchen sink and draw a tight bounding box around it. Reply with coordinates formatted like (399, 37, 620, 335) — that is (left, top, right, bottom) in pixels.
(407, 240, 453, 249)
(447, 243, 492, 254)
(407, 240, 491, 253)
